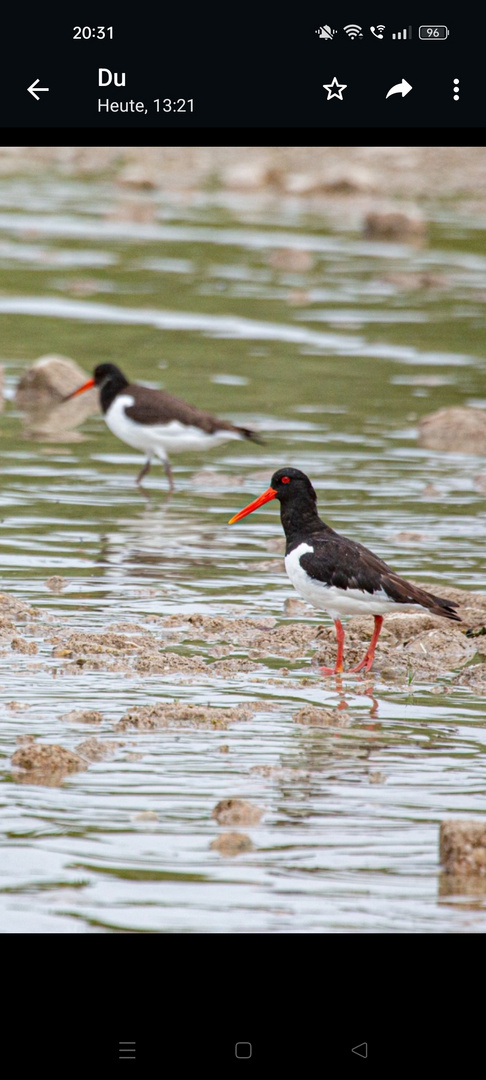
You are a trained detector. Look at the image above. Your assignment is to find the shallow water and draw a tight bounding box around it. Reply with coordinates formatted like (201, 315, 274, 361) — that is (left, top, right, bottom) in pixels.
(1, 175, 486, 932)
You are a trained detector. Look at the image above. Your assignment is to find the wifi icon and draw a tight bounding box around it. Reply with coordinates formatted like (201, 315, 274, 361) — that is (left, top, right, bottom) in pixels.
(344, 24, 363, 38)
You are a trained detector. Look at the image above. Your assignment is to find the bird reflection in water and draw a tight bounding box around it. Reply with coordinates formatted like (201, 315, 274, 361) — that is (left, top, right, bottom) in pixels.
(93, 497, 223, 583)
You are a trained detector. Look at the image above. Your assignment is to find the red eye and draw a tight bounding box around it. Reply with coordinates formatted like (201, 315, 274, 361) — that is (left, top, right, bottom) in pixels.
(281, 476, 290, 484)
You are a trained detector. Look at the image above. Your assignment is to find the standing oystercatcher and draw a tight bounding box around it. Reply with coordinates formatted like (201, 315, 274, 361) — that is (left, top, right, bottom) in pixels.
(229, 467, 461, 675)
(63, 363, 262, 490)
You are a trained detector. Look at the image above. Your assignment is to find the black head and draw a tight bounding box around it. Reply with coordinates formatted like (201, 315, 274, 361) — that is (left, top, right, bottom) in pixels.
(269, 467, 317, 504)
(93, 363, 128, 388)
(62, 362, 129, 407)
(229, 466, 318, 524)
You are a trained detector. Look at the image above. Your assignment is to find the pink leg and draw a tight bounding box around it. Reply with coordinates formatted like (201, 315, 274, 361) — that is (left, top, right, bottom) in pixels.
(320, 619, 345, 675)
(347, 615, 384, 674)
(136, 457, 152, 485)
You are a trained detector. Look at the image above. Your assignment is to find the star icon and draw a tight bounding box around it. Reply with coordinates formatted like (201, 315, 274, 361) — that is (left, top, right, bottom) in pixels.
(323, 76, 347, 100)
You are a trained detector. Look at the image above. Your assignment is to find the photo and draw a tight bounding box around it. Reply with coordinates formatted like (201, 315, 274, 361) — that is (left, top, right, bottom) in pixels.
(1, 146, 485, 943)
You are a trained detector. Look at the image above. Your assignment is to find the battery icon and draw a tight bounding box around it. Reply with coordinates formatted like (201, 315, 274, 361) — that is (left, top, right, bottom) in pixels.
(419, 25, 449, 39)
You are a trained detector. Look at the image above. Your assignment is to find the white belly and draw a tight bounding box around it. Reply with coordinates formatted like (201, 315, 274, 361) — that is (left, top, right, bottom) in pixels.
(105, 395, 242, 459)
(284, 542, 425, 621)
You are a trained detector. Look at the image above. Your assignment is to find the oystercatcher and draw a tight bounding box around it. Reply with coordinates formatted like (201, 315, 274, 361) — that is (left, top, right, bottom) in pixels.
(63, 363, 262, 490)
(229, 467, 461, 675)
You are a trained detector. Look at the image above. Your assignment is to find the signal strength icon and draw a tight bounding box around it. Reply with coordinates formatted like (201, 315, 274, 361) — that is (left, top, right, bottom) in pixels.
(392, 26, 412, 39)
(344, 24, 363, 39)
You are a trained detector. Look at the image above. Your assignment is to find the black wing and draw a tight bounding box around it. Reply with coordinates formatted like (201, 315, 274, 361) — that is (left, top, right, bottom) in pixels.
(298, 532, 460, 621)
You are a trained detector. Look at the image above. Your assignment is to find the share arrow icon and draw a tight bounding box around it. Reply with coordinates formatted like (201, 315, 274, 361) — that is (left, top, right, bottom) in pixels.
(386, 78, 412, 98)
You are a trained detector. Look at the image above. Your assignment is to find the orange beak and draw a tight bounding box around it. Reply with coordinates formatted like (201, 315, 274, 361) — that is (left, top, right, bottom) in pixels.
(228, 486, 277, 524)
(62, 377, 96, 402)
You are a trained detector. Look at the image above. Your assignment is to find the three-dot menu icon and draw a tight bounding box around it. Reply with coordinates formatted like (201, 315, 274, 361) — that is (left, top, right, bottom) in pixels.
(118, 1041, 136, 1061)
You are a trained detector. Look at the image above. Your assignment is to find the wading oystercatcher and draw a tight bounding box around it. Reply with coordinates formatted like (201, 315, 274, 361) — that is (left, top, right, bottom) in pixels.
(229, 467, 461, 675)
(64, 363, 262, 490)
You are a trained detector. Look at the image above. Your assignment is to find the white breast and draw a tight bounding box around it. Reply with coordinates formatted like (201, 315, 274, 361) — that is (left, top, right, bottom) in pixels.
(284, 542, 425, 620)
(105, 395, 242, 459)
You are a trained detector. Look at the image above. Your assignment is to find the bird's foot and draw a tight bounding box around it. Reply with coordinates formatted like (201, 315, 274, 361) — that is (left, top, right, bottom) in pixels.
(320, 664, 344, 676)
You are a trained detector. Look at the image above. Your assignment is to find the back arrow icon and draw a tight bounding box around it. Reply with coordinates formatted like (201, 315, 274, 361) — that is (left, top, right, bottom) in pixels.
(386, 78, 412, 98)
(28, 79, 50, 100)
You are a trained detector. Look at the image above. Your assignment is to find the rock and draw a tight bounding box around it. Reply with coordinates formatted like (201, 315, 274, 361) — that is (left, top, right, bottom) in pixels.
(212, 799, 263, 826)
(134, 653, 207, 675)
(440, 820, 486, 875)
(51, 628, 156, 662)
(438, 874, 486, 899)
(14, 354, 99, 438)
(61, 709, 103, 724)
(115, 701, 266, 731)
(453, 664, 486, 694)
(185, 613, 277, 640)
(10, 637, 37, 654)
(417, 406, 486, 453)
(0, 593, 38, 620)
(363, 210, 426, 242)
(293, 705, 350, 727)
(403, 627, 476, 667)
(75, 737, 124, 761)
(11, 741, 85, 785)
(252, 622, 317, 655)
(11, 742, 82, 770)
(45, 576, 68, 592)
(210, 832, 254, 856)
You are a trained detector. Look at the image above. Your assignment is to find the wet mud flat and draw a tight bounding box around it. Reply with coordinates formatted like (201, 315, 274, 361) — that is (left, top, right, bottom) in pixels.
(3, 580, 486, 682)
(3, 581, 486, 790)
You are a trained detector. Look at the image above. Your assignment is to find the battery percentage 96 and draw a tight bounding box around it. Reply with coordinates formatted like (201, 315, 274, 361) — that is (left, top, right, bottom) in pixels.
(419, 25, 449, 39)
